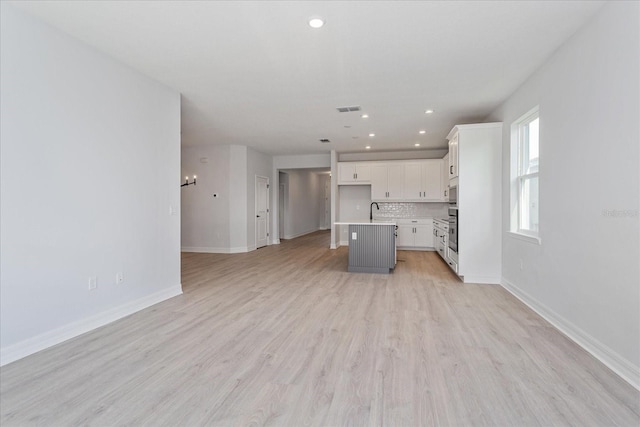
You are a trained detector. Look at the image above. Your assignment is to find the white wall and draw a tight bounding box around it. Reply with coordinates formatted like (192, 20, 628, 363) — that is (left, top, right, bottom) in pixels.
(247, 147, 273, 250)
(282, 170, 324, 239)
(0, 5, 182, 365)
(182, 145, 273, 253)
(319, 174, 331, 229)
(339, 149, 448, 162)
(181, 145, 231, 251)
(229, 146, 248, 252)
(272, 154, 331, 243)
(487, 1, 639, 388)
(337, 186, 373, 244)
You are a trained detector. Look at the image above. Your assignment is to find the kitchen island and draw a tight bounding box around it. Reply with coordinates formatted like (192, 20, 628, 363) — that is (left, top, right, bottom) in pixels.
(334, 221, 396, 274)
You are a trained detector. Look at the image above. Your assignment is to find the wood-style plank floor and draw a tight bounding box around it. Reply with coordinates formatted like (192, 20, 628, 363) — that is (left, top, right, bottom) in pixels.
(1, 230, 639, 426)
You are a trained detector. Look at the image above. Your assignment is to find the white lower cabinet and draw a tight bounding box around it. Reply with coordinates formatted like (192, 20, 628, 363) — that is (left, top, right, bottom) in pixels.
(433, 219, 449, 260)
(396, 219, 434, 249)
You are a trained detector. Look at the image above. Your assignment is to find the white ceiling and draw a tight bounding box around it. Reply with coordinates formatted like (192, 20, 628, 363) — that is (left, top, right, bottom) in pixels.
(12, 1, 604, 155)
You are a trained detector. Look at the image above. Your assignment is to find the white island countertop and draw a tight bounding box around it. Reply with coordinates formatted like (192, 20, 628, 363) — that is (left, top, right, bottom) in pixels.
(334, 220, 396, 225)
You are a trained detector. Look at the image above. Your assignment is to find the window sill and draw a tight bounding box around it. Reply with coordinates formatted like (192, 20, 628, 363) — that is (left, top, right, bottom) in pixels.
(506, 231, 541, 245)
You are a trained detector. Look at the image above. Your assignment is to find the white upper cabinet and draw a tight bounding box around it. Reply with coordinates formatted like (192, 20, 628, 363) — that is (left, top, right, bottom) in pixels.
(448, 131, 459, 180)
(371, 163, 404, 200)
(338, 159, 446, 202)
(442, 153, 450, 201)
(402, 160, 442, 201)
(338, 162, 371, 184)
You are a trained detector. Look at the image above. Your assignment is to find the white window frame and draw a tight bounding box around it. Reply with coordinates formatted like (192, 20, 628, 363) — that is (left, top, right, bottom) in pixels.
(509, 106, 541, 245)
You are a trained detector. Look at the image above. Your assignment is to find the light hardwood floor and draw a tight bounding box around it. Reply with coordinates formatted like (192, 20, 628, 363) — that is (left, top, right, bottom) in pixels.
(1, 230, 639, 426)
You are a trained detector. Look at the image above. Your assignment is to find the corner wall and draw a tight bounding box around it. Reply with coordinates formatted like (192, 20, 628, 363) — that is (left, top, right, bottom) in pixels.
(0, 5, 182, 365)
(487, 1, 639, 388)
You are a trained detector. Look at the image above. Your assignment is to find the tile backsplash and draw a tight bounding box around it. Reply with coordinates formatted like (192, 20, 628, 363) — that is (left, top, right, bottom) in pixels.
(374, 202, 449, 219)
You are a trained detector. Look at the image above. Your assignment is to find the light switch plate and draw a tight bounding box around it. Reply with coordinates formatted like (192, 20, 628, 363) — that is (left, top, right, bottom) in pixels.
(352, 232, 357, 240)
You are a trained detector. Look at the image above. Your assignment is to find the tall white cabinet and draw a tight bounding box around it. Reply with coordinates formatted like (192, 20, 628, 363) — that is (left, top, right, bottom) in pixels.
(447, 122, 502, 284)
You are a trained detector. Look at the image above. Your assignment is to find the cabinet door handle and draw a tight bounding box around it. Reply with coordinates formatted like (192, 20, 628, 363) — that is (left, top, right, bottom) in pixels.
(355, 173, 358, 179)
(450, 165, 453, 174)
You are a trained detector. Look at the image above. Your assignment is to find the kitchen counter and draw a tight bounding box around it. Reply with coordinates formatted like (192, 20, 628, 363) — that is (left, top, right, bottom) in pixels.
(335, 222, 396, 274)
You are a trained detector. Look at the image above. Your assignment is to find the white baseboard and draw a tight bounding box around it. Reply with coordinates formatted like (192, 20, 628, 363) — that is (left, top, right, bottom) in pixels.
(339, 239, 348, 246)
(330, 243, 337, 249)
(463, 275, 501, 284)
(0, 284, 183, 367)
(272, 239, 281, 245)
(229, 246, 249, 253)
(181, 246, 229, 253)
(284, 228, 320, 240)
(396, 247, 435, 252)
(182, 246, 250, 254)
(501, 278, 640, 391)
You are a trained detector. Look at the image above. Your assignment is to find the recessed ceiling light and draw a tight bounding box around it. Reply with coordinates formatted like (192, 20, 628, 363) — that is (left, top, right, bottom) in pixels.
(419, 130, 426, 134)
(365, 146, 371, 149)
(308, 17, 324, 28)
(425, 109, 434, 114)
(414, 143, 421, 147)
(361, 114, 369, 119)
(369, 133, 375, 137)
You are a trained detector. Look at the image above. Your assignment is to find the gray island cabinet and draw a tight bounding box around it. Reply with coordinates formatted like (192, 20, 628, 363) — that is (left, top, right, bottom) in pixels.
(335, 222, 396, 274)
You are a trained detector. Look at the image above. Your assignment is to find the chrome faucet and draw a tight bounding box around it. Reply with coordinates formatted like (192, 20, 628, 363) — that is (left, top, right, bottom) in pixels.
(370, 202, 379, 221)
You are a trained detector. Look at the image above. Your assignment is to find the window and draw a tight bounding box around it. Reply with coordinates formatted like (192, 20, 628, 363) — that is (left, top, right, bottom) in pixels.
(511, 107, 539, 241)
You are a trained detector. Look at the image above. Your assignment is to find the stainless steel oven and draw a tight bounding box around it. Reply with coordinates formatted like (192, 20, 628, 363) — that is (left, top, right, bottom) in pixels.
(448, 207, 458, 253)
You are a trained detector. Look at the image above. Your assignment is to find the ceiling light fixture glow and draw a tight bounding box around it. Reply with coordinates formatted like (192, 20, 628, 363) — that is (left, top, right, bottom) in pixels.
(414, 143, 421, 147)
(419, 130, 426, 134)
(308, 17, 325, 28)
(365, 146, 371, 149)
(369, 133, 375, 137)
(361, 114, 369, 118)
(425, 109, 434, 114)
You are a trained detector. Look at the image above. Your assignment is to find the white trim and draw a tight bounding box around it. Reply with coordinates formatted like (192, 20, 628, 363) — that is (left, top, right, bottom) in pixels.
(506, 231, 542, 245)
(181, 246, 250, 254)
(461, 275, 501, 285)
(330, 243, 337, 249)
(255, 175, 270, 250)
(182, 246, 231, 254)
(0, 284, 183, 367)
(501, 278, 640, 391)
(339, 239, 348, 246)
(284, 228, 321, 240)
(396, 247, 435, 252)
(229, 246, 249, 254)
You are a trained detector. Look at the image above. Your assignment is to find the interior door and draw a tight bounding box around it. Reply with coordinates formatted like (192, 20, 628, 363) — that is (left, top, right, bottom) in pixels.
(256, 176, 269, 248)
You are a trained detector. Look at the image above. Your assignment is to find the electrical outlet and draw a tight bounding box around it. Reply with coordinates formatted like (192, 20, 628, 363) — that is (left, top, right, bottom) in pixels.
(116, 273, 124, 284)
(88, 276, 97, 290)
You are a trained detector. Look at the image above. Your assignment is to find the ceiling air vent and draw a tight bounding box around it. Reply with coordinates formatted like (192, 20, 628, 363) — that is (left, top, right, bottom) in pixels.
(336, 105, 361, 113)
(319, 138, 331, 143)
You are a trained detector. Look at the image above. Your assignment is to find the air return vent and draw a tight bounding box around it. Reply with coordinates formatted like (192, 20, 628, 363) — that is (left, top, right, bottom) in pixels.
(336, 105, 361, 113)
(319, 138, 331, 143)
